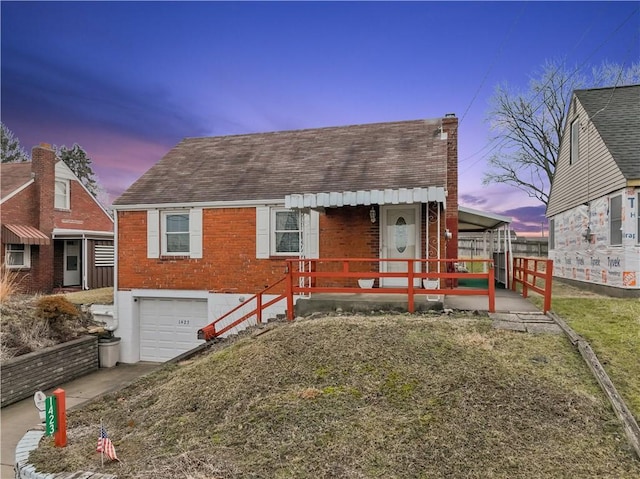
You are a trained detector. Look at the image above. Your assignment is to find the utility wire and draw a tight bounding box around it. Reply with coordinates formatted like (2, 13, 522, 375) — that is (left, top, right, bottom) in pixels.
(459, 5, 639, 167)
(459, 3, 527, 125)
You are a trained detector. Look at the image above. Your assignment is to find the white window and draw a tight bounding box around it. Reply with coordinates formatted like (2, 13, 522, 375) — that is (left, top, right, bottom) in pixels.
(147, 208, 202, 259)
(570, 119, 579, 165)
(271, 209, 301, 256)
(256, 206, 319, 259)
(610, 195, 622, 246)
(162, 212, 190, 255)
(55, 179, 70, 209)
(5, 244, 30, 269)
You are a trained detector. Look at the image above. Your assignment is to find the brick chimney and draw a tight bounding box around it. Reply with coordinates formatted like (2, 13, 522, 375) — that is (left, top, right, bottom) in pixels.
(442, 114, 459, 261)
(31, 143, 56, 292)
(31, 143, 56, 232)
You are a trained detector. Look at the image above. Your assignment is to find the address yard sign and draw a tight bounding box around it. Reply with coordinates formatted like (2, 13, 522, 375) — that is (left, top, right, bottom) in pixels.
(45, 395, 57, 436)
(39, 388, 68, 447)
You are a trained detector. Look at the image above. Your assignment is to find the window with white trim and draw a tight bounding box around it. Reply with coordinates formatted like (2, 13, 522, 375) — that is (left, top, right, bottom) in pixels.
(549, 219, 555, 250)
(55, 179, 70, 209)
(256, 207, 319, 259)
(162, 212, 190, 255)
(610, 195, 622, 246)
(5, 244, 30, 268)
(272, 209, 301, 255)
(147, 208, 202, 259)
(570, 119, 579, 165)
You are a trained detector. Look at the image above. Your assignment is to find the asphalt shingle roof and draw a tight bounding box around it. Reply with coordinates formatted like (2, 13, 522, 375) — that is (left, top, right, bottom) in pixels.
(114, 119, 450, 206)
(575, 84, 640, 179)
(1, 162, 32, 200)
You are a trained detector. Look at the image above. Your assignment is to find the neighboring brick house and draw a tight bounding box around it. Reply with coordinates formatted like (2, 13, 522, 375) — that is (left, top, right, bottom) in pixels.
(546, 85, 640, 297)
(1, 144, 114, 293)
(113, 117, 458, 363)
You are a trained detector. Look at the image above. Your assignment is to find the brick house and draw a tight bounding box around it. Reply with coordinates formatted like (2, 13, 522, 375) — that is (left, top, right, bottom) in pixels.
(1, 144, 114, 293)
(546, 85, 639, 297)
(113, 117, 458, 362)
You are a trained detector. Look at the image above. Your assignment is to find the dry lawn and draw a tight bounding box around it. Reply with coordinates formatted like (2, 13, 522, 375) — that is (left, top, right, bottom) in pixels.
(528, 280, 640, 421)
(63, 287, 114, 305)
(30, 314, 640, 478)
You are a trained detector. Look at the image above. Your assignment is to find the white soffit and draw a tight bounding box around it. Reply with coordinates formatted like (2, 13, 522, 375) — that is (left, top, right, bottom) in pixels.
(285, 187, 446, 209)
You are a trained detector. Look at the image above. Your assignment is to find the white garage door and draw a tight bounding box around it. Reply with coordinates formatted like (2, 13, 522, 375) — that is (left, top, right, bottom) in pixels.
(139, 298, 208, 362)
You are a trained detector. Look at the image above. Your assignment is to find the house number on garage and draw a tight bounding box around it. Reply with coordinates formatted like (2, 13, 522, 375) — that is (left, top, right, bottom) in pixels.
(178, 319, 190, 325)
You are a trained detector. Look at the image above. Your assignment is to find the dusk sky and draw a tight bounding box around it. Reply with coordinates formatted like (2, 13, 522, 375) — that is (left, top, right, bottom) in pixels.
(2, 1, 638, 235)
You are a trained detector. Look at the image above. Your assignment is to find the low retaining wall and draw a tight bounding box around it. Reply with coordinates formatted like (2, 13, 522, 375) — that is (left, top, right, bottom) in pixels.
(1, 335, 98, 407)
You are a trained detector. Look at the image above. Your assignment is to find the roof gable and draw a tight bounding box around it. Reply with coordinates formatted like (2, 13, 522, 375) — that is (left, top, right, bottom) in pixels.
(1, 162, 33, 201)
(114, 119, 451, 206)
(574, 84, 640, 179)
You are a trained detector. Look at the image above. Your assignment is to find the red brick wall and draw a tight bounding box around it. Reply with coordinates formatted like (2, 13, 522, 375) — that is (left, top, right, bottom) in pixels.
(54, 181, 113, 232)
(119, 206, 383, 292)
(0, 185, 39, 227)
(118, 208, 288, 292)
(0, 184, 40, 293)
(118, 204, 451, 292)
(316, 206, 379, 287)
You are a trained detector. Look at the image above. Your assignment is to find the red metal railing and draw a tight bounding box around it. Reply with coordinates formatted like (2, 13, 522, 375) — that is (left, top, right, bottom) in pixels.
(511, 257, 553, 313)
(285, 258, 495, 318)
(198, 258, 497, 341)
(197, 277, 287, 341)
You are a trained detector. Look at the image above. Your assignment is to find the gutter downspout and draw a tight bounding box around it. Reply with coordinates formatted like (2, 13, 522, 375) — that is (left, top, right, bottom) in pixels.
(507, 226, 513, 289)
(437, 203, 441, 273)
(113, 210, 119, 332)
(82, 234, 88, 290)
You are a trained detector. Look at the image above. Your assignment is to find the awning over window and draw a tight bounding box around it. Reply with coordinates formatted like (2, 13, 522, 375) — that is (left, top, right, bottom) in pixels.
(1, 224, 50, 245)
(285, 187, 447, 209)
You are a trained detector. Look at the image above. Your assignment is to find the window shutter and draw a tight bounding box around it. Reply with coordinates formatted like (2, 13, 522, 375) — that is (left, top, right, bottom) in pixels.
(189, 208, 203, 258)
(147, 210, 159, 259)
(256, 206, 270, 258)
(305, 209, 320, 259)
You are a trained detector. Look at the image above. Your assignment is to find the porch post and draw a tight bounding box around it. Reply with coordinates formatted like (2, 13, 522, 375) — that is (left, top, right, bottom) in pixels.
(286, 263, 294, 320)
(408, 259, 415, 313)
(488, 263, 495, 313)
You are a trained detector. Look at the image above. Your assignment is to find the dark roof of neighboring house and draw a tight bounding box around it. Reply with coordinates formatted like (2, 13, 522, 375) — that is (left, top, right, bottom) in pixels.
(114, 119, 451, 206)
(575, 84, 640, 179)
(1, 162, 32, 200)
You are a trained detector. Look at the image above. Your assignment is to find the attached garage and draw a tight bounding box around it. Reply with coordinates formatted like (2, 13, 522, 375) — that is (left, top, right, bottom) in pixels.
(139, 298, 208, 362)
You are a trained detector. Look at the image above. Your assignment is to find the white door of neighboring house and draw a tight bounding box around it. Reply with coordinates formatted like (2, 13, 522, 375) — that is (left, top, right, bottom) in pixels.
(380, 205, 421, 287)
(63, 240, 81, 286)
(139, 298, 208, 362)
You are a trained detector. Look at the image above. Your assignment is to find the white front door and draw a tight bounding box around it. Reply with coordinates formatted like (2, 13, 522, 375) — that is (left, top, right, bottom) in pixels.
(380, 205, 421, 287)
(63, 240, 81, 286)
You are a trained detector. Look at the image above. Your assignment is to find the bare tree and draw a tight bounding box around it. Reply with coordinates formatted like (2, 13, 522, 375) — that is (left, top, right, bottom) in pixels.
(483, 59, 640, 206)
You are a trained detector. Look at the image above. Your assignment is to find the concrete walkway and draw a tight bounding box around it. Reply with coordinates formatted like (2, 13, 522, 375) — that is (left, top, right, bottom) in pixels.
(1, 362, 159, 478)
(444, 287, 540, 313)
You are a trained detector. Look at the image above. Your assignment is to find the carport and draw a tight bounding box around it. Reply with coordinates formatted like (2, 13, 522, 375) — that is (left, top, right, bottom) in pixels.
(458, 206, 513, 288)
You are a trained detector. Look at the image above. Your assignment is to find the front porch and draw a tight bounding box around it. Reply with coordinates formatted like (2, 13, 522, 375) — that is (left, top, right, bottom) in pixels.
(295, 287, 539, 316)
